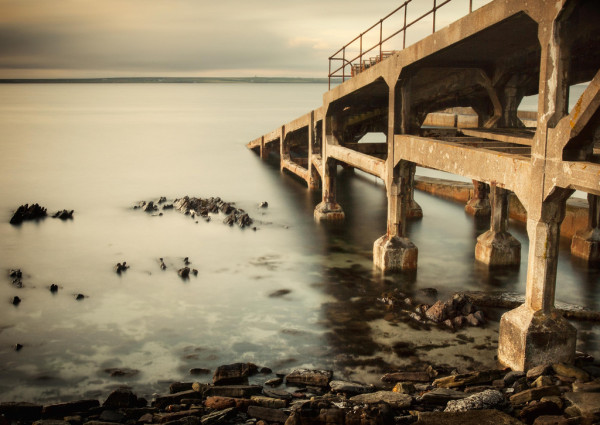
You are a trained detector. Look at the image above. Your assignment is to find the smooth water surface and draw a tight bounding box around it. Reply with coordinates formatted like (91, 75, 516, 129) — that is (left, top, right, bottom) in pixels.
(0, 83, 598, 403)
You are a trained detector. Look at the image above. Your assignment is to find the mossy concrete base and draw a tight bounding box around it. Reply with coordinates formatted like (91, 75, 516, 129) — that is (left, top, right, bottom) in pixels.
(373, 235, 418, 272)
(314, 202, 345, 222)
(475, 230, 521, 266)
(498, 304, 576, 372)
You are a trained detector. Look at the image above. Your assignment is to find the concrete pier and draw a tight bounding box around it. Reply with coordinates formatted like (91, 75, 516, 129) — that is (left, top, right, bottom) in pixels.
(248, 0, 600, 370)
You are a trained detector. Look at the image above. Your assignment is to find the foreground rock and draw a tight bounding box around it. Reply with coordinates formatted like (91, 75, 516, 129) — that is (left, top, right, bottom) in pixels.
(3, 359, 600, 424)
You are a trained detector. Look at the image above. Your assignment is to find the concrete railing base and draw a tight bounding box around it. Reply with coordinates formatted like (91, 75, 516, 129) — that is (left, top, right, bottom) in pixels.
(498, 304, 577, 372)
(373, 235, 418, 272)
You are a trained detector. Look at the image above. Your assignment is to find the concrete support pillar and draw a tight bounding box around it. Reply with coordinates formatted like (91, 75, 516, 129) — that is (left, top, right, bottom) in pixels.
(498, 12, 576, 371)
(571, 193, 600, 265)
(280, 126, 288, 172)
(465, 180, 491, 216)
(307, 111, 320, 191)
(498, 83, 525, 128)
(475, 184, 521, 266)
(406, 165, 423, 219)
(259, 136, 271, 160)
(374, 161, 418, 271)
(314, 158, 344, 222)
(498, 195, 576, 370)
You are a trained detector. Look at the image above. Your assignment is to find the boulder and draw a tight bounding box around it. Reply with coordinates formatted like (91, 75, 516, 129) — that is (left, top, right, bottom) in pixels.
(552, 363, 590, 382)
(518, 400, 562, 424)
(350, 391, 412, 409)
(444, 389, 505, 412)
(415, 410, 524, 424)
(213, 363, 251, 385)
(103, 388, 138, 408)
(510, 386, 561, 405)
(42, 400, 100, 418)
(0, 402, 43, 421)
(285, 369, 332, 387)
(563, 391, 600, 417)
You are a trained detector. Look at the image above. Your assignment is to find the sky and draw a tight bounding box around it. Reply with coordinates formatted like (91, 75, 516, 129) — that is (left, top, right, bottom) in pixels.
(0, 0, 490, 79)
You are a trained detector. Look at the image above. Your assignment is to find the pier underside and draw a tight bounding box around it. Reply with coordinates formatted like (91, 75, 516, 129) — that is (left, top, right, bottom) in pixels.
(248, 0, 600, 371)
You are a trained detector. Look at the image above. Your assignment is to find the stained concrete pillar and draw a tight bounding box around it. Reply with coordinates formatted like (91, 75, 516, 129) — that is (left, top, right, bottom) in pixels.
(373, 80, 418, 271)
(475, 184, 521, 266)
(406, 166, 423, 219)
(314, 158, 344, 221)
(498, 195, 576, 370)
(280, 126, 288, 172)
(374, 161, 418, 271)
(465, 180, 491, 216)
(307, 111, 320, 191)
(498, 10, 576, 371)
(571, 193, 600, 265)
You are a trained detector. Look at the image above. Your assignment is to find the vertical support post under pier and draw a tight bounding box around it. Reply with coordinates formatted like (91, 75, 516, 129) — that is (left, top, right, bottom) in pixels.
(307, 110, 320, 190)
(314, 158, 344, 222)
(465, 180, 491, 216)
(571, 193, 600, 265)
(475, 184, 521, 266)
(498, 11, 576, 371)
(374, 79, 418, 272)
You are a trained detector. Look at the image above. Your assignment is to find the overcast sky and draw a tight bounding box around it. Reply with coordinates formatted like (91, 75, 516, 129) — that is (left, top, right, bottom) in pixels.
(0, 0, 490, 79)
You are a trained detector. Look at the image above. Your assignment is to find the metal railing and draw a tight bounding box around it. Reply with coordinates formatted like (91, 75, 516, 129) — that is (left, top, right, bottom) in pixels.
(328, 0, 482, 89)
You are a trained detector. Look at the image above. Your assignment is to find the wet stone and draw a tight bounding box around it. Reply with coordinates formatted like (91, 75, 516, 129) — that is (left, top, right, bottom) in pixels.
(418, 388, 469, 406)
(285, 369, 332, 387)
(0, 402, 43, 421)
(510, 386, 561, 406)
(329, 380, 374, 395)
(103, 388, 138, 408)
(189, 368, 210, 376)
(382, 371, 431, 383)
(213, 363, 252, 385)
(416, 410, 524, 425)
(552, 363, 590, 382)
(349, 391, 412, 409)
(42, 400, 100, 419)
(433, 370, 504, 389)
(518, 400, 562, 424)
(247, 406, 289, 423)
(444, 389, 505, 412)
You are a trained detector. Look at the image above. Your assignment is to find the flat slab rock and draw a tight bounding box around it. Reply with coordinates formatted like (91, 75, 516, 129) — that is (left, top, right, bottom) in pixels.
(416, 410, 525, 424)
(285, 369, 332, 387)
(329, 380, 374, 395)
(444, 389, 505, 412)
(350, 391, 412, 408)
(564, 392, 600, 416)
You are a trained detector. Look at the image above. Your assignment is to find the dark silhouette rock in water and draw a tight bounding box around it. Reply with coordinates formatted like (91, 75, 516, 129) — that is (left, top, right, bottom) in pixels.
(12, 296, 21, 306)
(75, 294, 85, 300)
(50, 284, 59, 293)
(14, 343, 23, 351)
(115, 262, 129, 274)
(10, 204, 47, 225)
(159, 258, 167, 270)
(52, 210, 74, 220)
(178, 267, 190, 279)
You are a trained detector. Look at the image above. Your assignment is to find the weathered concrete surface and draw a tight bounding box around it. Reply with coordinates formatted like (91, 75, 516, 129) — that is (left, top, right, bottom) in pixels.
(414, 176, 590, 241)
(498, 305, 577, 372)
(249, 0, 600, 370)
(570, 194, 600, 265)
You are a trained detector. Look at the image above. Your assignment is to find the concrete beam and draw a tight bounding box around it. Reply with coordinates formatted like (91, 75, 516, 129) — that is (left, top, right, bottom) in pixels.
(393, 134, 531, 203)
(328, 144, 386, 180)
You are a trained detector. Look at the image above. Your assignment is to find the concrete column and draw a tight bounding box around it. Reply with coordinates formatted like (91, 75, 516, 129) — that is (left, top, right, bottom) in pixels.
(374, 161, 418, 271)
(475, 184, 521, 266)
(571, 193, 600, 265)
(314, 158, 344, 222)
(307, 111, 320, 190)
(259, 136, 269, 160)
(465, 180, 491, 216)
(498, 195, 576, 370)
(373, 81, 418, 272)
(406, 164, 423, 219)
(280, 125, 288, 172)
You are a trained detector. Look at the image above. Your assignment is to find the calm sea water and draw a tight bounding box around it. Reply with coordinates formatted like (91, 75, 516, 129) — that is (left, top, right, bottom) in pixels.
(0, 83, 598, 403)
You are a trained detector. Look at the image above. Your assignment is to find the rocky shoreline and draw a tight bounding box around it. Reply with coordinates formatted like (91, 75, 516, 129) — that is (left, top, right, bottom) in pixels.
(2, 359, 600, 425)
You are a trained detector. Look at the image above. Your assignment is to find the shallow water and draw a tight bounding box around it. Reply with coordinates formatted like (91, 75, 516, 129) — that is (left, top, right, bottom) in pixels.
(0, 83, 598, 403)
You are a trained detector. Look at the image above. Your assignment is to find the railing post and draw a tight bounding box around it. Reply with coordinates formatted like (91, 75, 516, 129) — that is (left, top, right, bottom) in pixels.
(469, 0, 473, 13)
(379, 20, 383, 61)
(403, 4, 407, 49)
(433, 0, 437, 33)
(359, 33, 363, 72)
(328, 58, 331, 90)
(342, 47, 346, 82)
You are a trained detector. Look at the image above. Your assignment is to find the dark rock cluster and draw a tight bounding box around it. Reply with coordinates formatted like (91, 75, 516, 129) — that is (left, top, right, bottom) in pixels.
(174, 196, 253, 229)
(9, 204, 74, 225)
(9, 204, 47, 225)
(2, 359, 600, 424)
(380, 291, 486, 331)
(134, 196, 255, 229)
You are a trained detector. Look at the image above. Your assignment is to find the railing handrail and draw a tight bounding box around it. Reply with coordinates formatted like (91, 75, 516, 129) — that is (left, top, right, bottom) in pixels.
(328, 0, 478, 89)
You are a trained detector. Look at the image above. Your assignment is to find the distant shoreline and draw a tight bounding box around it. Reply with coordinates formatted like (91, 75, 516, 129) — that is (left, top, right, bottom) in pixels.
(0, 77, 330, 84)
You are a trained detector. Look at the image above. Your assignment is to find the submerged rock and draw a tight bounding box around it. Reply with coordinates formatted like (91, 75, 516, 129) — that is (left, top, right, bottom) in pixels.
(115, 262, 129, 274)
